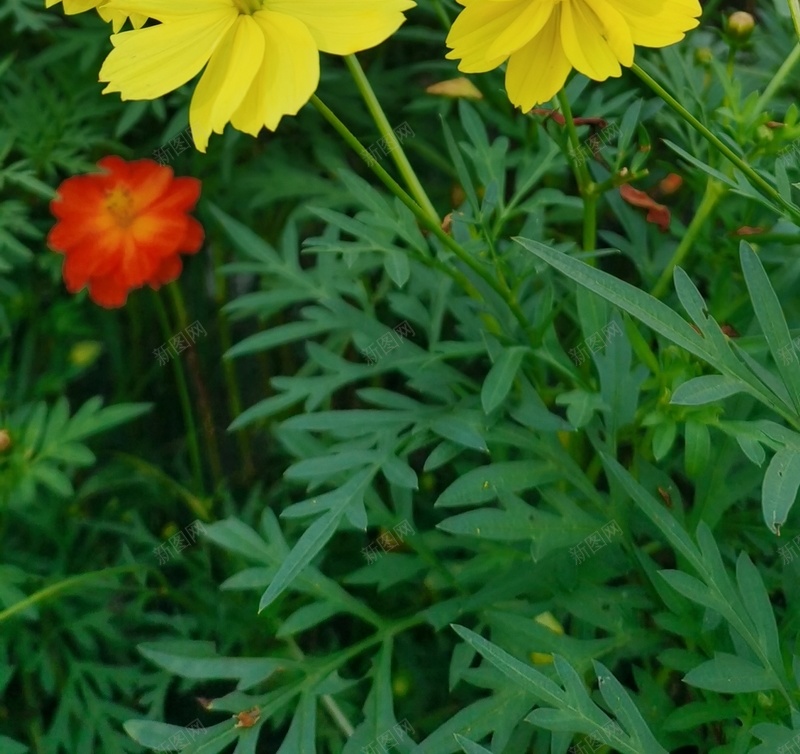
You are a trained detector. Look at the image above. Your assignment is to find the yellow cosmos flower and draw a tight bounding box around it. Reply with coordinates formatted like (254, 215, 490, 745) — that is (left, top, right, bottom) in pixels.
(45, 0, 146, 32)
(99, 0, 415, 153)
(446, 0, 702, 112)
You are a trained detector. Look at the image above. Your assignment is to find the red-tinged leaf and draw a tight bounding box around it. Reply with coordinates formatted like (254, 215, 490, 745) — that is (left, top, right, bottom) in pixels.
(619, 184, 671, 232)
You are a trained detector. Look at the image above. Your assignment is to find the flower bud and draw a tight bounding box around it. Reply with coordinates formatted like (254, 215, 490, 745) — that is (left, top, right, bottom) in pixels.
(0, 430, 10, 452)
(695, 47, 713, 65)
(727, 11, 755, 42)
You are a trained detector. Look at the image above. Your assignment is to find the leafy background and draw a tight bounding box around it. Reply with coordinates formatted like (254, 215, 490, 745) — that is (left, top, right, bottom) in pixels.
(4, 0, 800, 752)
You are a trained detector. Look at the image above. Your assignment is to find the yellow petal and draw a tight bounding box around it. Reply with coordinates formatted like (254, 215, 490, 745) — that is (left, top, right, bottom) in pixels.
(230, 11, 320, 136)
(446, 0, 702, 110)
(505, 8, 571, 111)
(267, 0, 415, 55)
(560, 0, 631, 81)
(189, 15, 265, 152)
(100, 8, 237, 101)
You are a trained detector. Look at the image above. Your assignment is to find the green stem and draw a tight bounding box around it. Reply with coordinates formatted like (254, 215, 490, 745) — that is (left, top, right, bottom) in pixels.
(755, 42, 800, 114)
(345, 54, 439, 222)
(557, 90, 598, 252)
(632, 62, 800, 226)
(0, 565, 142, 624)
(211, 240, 255, 480)
(167, 283, 223, 489)
(650, 179, 724, 299)
(284, 637, 355, 737)
(114, 452, 212, 521)
(152, 290, 205, 494)
(430, 0, 451, 30)
(787, 0, 800, 45)
(309, 94, 534, 342)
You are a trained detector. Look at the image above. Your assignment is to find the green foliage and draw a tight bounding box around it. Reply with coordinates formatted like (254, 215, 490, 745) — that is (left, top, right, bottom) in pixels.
(7, 1, 800, 753)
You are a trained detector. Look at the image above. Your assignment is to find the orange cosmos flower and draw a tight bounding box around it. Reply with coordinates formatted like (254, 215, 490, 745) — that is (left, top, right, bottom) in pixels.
(48, 156, 203, 308)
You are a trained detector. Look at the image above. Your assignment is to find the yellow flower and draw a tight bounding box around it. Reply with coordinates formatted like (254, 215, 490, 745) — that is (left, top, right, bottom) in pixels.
(45, 0, 146, 32)
(99, 0, 415, 152)
(446, 0, 702, 112)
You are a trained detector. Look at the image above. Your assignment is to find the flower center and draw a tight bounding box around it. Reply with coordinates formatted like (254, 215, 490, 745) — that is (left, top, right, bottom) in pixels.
(232, 0, 261, 13)
(104, 186, 136, 227)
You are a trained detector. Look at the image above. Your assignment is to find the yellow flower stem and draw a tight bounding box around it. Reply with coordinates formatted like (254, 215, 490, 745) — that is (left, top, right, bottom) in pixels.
(344, 54, 440, 223)
(632, 62, 800, 227)
(151, 289, 205, 495)
(557, 90, 598, 253)
(650, 178, 725, 299)
(309, 94, 535, 343)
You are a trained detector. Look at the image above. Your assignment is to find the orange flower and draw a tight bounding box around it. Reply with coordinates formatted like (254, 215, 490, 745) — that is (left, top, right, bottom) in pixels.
(48, 156, 203, 308)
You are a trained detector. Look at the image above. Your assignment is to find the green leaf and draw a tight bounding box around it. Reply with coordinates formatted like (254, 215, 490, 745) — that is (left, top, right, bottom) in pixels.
(684, 420, 710, 479)
(435, 461, 561, 508)
(431, 415, 488, 453)
(739, 241, 800, 414)
(454, 734, 493, 754)
(515, 238, 710, 360)
(437, 508, 533, 541)
(381, 455, 418, 489)
(0, 736, 27, 754)
(413, 687, 535, 754)
(276, 602, 341, 638)
(736, 553, 783, 675)
(599, 452, 702, 571)
(440, 114, 479, 213)
(762, 447, 800, 534)
(204, 519, 272, 563)
(516, 239, 788, 417)
(659, 570, 723, 613)
(683, 653, 779, 693)
(670, 375, 747, 406)
(124, 720, 236, 752)
(259, 469, 372, 611)
(481, 347, 526, 413)
(593, 661, 667, 753)
(226, 321, 336, 359)
(276, 694, 316, 754)
(450, 625, 564, 706)
(138, 641, 286, 691)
